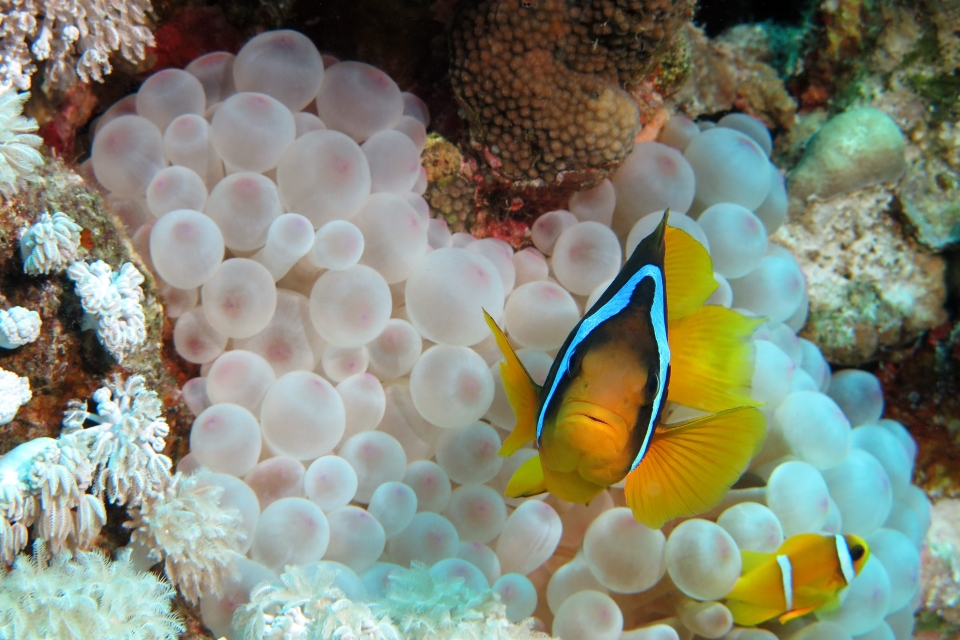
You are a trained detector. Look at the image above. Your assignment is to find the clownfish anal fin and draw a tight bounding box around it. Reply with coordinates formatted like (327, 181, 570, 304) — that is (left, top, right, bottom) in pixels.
(778, 603, 820, 623)
(726, 599, 783, 627)
(623, 406, 766, 529)
(483, 310, 542, 457)
(505, 454, 547, 498)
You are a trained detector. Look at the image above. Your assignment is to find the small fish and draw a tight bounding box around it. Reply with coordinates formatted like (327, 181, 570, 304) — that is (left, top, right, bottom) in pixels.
(725, 533, 871, 626)
(485, 212, 766, 529)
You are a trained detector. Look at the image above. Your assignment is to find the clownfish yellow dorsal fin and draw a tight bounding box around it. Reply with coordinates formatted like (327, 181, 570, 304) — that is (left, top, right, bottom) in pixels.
(740, 550, 773, 575)
(664, 226, 717, 323)
(624, 406, 766, 529)
(776, 533, 826, 557)
(483, 310, 541, 457)
(505, 453, 547, 498)
(667, 305, 765, 412)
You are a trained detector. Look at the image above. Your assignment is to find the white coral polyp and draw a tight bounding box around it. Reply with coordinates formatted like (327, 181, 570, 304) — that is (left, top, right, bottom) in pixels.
(67, 260, 147, 362)
(0, 306, 41, 348)
(0, 0, 155, 90)
(0, 87, 44, 196)
(61, 374, 172, 506)
(0, 367, 31, 425)
(0, 435, 106, 564)
(126, 471, 245, 604)
(20, 211, 83, 275)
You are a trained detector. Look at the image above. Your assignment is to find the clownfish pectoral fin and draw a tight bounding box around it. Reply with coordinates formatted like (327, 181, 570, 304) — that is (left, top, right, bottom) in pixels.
(726, 599, 783, 627)
(664, 226, 718, 322)
(667, 305, 766, 413)
(483, 310, 541, 457)
(624, 406, 766, 529)
(505, 454, 548, 498)
(740, 550, 773, 575)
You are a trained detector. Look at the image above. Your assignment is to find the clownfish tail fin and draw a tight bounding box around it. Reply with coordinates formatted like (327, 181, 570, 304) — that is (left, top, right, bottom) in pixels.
(624, 406, 766, 529)
(483, 310, 541, 456)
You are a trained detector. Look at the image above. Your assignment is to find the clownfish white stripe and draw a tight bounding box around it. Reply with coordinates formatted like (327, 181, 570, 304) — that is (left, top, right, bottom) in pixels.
(836, 534, 855, 585)
(776, 554, 793, 611)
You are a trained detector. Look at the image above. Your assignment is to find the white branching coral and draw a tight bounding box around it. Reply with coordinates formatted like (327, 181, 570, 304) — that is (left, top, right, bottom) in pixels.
(0, 435, 105, 564)
(0, 376, 245, 609)
(0, 0, 156, 90)
(233, 564, 401, 640)
(125, 471, 246, 605)
(66, 260, 147, 362)
(234, 563, 553, 640)
(61, 374, 172, 506)
(0, 367, 31, 425)
(374, 563, 551, 640)
(20, 211, 83, 275)
(0, 541, 185, 640)
(0, 87, 43, 197)
(0, 306, 41, 348)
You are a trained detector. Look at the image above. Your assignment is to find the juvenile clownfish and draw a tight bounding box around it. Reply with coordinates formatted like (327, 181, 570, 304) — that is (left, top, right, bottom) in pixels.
(725, 533, 871, 625)
(484, 212, 767, 529)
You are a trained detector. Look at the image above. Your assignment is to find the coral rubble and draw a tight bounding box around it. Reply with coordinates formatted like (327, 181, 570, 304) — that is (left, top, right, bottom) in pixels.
(774, 185, 946, 365)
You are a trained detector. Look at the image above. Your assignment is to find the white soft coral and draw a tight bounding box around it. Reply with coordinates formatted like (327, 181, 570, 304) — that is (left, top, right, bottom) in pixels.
(0, 435, 105, 564)
(20, 211, 83, 275)
(0, 541, 185, 640)
(0, 367, 31, 425)
(66, 260, 147, 362)
(61, 374, 172, 506)
(0, 88, 43, 197)
(0, 0, 155, 90)
(125, 471, 246, 604)
(0, 306, 41, 349)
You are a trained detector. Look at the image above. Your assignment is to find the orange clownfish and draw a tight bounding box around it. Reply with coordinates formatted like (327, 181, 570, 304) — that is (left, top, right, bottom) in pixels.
(725, 533, 871, 625)
(485, 212, 766, 529)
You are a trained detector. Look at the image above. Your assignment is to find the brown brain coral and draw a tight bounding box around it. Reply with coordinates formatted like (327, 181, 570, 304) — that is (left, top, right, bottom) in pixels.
(450, 0, 694, 185)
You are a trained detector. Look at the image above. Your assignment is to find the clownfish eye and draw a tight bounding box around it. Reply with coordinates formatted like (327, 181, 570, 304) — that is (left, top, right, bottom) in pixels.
(646, 373, 659, 397)
(849, 544, 865, 561)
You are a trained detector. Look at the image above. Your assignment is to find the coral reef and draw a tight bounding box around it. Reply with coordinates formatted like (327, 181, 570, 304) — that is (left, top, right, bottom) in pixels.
(1, 1, 953, 635)
(874, 321, 960, 499)
(919, 498, 960, 634)
(774, 185, 946, 365)
(19, 210, 82, 275)
(0, 541, 184, 640)
(420, 134, 475, 234)
(126, 470, 245, 603)
(671, 23, 799, 131)
(0, 306, 41, 348)
(781, 0, 960, 251)
(449, 0, 693, 186)
(0, 367, 31, 425)
(0, 88, 43, 197)
(0, 0, 155, 90)
(234, 565, 400, 640)
(66, 260, 147, 363)
(787, 107, 906, 215)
